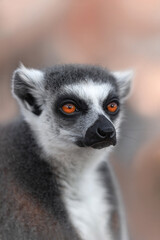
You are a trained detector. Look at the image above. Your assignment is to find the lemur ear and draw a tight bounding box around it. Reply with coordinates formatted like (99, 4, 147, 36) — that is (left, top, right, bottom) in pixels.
(112, 70, 134, 100)
(12, 64, 45, 116)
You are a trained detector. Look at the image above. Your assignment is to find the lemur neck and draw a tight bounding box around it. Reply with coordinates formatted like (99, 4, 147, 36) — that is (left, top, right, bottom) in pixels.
(48, 146, 108, 183)
(50, 147, 113, 240)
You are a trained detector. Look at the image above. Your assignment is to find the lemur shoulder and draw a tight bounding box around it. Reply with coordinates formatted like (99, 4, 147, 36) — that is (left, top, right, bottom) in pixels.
(0, 64, 133, 240)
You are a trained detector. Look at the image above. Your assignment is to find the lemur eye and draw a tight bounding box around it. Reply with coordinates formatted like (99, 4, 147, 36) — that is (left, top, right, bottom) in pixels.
(62, 103, 76, 114)
(107, 102, 118, 113)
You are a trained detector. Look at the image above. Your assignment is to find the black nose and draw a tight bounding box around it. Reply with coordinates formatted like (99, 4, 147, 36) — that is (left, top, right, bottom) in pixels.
(96, 127, 115, 139)
(84, 115, 116, 149)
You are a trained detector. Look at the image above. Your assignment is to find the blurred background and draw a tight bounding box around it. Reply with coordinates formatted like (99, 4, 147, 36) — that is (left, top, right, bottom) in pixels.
(0, 0, 160, 239)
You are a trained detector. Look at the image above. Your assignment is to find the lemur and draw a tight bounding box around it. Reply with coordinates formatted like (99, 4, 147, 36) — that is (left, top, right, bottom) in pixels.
(0, 64, 133, 240)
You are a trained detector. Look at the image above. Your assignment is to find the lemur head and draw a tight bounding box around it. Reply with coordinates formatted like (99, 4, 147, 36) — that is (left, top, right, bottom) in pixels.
(12, 64, 133, 156)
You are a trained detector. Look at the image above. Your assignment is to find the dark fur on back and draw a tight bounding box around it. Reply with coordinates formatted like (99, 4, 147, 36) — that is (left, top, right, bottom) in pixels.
(0, 118, 80, 240)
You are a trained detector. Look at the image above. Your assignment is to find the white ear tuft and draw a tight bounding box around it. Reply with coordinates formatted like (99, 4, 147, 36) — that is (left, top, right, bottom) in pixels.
(113, 70, 134, 82)
(19, 62, 25, 69)
(112, 70, 134, 100)
(12, 65, 45, 116)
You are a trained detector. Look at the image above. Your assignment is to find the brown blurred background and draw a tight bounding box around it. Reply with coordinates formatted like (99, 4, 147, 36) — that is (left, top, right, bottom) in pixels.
(0, 0, 160, 239)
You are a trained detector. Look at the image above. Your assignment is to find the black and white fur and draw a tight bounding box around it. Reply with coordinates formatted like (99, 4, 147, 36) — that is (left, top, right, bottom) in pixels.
(0, 64, 133, 240)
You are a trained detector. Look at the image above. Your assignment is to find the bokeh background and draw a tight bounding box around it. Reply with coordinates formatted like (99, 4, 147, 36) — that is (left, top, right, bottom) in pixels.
(1, 1, 160, 239)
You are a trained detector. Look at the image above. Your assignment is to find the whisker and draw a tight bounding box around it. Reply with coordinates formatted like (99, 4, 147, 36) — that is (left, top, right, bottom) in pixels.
(117, 134, 137, 141)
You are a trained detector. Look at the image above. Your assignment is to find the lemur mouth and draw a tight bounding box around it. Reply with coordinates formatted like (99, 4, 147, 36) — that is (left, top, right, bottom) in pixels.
(89, 140, 116, 149)
(75, 138, 116, 149)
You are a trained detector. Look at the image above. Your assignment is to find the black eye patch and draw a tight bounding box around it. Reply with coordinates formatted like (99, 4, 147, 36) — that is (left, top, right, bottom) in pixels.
(103, 91, 120, 119)
(54, 93, 89, 117)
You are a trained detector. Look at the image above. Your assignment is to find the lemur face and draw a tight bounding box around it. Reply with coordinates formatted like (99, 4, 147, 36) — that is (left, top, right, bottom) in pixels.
(12, 64, 133, 155)
(54, 81, 120, 149)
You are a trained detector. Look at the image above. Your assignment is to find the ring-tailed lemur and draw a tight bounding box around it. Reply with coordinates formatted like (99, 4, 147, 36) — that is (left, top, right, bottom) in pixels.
(0, 64, 133, 240)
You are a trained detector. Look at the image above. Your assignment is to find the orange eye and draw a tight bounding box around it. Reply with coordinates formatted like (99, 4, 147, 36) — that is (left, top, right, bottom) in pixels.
(62, 103, 76, 114)
(107, 102, 118, 113)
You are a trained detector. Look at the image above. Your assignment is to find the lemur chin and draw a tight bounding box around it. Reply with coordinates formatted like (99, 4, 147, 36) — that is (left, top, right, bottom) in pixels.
(0, 64, 133, 240)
